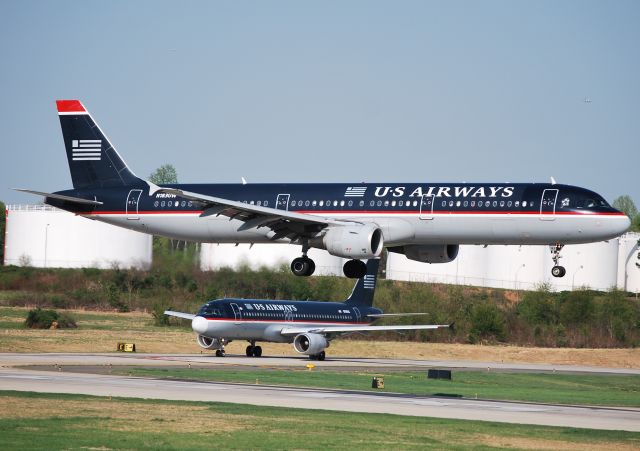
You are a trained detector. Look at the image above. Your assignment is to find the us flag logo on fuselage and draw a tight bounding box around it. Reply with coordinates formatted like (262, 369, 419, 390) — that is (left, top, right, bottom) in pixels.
(72, 139, 101, 161)
(363, 274, 376, 289)
(345, 186, 367, 197)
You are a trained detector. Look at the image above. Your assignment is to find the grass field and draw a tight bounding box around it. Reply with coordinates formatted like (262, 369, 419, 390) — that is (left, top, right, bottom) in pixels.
(118, 367, 640, 407)
(2, 306, 639, 368)
(1, 390, 639, 450)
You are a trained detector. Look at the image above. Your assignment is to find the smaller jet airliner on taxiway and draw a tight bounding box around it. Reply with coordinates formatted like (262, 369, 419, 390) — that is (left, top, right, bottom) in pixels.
(164, 259, 450, 360)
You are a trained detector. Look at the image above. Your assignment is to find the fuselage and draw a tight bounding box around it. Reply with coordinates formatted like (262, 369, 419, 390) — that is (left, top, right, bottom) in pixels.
(192, 298, 381, 343)
(50, 182, 630, 246)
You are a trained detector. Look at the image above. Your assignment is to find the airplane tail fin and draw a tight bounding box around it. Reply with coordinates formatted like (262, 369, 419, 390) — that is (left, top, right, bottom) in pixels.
(344, 259, 380, 307)
(56, 100, 143, 189)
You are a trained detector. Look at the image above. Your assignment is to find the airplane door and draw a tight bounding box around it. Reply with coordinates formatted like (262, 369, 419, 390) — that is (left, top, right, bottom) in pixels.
(126, 189, 143, 220)
(540, 189, 559, 221)
(419, 194, 435, 220)
(230, 303, 242, 325)
(353, 307, 362, 323)
(276, 194, 290, 211)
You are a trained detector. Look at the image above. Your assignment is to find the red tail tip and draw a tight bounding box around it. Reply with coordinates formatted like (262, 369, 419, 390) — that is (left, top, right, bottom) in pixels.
(56, 100, 86, 113)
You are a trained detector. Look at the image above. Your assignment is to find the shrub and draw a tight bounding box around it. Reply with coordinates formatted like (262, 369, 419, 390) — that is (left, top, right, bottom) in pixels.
(24, 308, 77, 329)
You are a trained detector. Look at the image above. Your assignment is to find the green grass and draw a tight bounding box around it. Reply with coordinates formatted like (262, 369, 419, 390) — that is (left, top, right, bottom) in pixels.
(120, 367, 640, 407)
(1, 390, 638, 450)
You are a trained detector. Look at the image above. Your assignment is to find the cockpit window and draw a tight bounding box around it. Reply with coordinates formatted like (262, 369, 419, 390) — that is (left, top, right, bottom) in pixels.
(577, 197, 608, 209)
(198, 304, 223, 317)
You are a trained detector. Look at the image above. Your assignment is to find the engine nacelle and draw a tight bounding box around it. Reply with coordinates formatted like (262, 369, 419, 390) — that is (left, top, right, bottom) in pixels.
(293, 333, 329, 355)
(196, 335, 222, 350)
(320, 224, 384, 259)
(390, 244, 459, 263)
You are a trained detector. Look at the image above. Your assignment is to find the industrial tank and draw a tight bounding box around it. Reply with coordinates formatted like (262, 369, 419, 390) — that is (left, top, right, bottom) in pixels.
(4, 205, 152, 269)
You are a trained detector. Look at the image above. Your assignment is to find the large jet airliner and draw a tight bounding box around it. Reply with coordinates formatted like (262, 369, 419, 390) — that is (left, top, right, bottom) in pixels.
(18, 100, 630, 278)
(165, 259, 450, 360)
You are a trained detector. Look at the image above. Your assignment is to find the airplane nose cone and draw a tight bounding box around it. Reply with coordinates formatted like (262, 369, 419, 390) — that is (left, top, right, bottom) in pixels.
(191, 316, 208, 335)
(617, 214, 632, 235)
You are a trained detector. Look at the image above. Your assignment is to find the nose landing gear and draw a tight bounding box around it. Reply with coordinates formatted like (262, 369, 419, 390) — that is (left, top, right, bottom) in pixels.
(550, 244, 566, 278)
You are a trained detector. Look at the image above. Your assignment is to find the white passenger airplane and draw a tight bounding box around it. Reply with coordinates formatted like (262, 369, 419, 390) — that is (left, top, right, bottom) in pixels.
(18, 100, 630, 278)
(165, 259, 451, 360)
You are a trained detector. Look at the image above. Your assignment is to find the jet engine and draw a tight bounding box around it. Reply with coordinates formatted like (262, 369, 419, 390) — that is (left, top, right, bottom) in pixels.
(390, 244, 459, 263)
(293, 333, 329, 355)
(320, 224, 384, 259)
(196, 335, 222, 350)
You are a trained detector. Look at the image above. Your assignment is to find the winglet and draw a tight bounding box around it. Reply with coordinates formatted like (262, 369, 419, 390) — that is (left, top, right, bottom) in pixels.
(56, 100, 87, 114)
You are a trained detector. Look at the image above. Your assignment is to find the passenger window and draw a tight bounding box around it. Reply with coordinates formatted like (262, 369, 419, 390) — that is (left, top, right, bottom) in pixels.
(391, 200, 396, 207)
(264, 201, 268, 206)
(530, 201, 534, 207)
(312, 200, 317, 206)
(522, 201, 527, 207)
(257, 201, 261, 206)
(359, 200, 364, 207)
(305, 200, 310, 207)
(471, 201, 475, 207)
(290, 200, 295, 206)
(333, 200, 338, 207)
(384, 200, 389, 207)
(449, 200, 454, 207)
(188, 201, 192, 207)
(456, 201, 461, 207)
(340, 200, 345, 207)
(442, 201, 446, 207)
(377, 200, 382, 207)
(181, 201, 186, 207)
(413, 200, 418, 207)
(492, 201, 497, 207)
(463, 201, 468, 207)
(370, 200, 375, 206)
(348, 200, 353, 207)
(515, 201, 520, 207)
(319, 200, 324, 206)
(154, 201, 159, 207)
(161, 201, 165, 207)
(500, 201, 505, 207)
(399, 200, 404, 206)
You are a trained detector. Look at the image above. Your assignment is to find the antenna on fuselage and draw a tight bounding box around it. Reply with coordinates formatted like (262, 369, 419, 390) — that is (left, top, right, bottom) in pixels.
(241, 177, 247, 185)
(550, 176, 557, 185)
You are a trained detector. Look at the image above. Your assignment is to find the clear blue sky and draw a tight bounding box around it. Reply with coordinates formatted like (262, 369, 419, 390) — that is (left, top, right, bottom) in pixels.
(1, 1, 638, 206)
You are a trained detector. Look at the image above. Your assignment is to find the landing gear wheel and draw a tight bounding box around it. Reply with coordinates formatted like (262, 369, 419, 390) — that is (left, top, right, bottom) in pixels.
(246, 345, 254, 357)
(549, 244, 566, 278)
(291, 257, 315, 277)
(253, 346, 262, 357)
(215, 349, 225, 357)
(317, 351, 325, 361)
(551, 265, 566, 278)
(343, 259, 366, 279)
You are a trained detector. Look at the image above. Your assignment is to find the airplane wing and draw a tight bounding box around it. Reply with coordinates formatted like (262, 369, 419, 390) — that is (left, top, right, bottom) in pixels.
(149, 182, 361, 242)
(280, 323, 452, 336)
(13, 189, 103, 206)
(164, 310, 196, 320)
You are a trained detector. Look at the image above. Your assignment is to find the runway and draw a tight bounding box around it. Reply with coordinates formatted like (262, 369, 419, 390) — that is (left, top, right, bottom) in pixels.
(2, 352, 640, 374)
(1, 353, 639, 431)
(1, 366, 639, 431)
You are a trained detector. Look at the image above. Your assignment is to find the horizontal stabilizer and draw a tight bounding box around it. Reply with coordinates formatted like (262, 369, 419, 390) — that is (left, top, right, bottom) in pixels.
(366, 313, 428, 318)
(164, 310, 196, 320)
(280, 323, 451, 335)
(14, 189, 103, 206)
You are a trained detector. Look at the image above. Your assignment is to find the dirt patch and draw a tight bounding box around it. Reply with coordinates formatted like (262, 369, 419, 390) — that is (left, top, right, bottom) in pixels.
(0, 395, 250, 433)
(473, 433, 638, 450)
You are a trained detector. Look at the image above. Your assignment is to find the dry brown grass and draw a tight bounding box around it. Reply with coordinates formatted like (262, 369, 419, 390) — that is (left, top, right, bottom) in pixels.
(471, 433, 639, 451)
(0, 395, 250, 433)
(2, 308, 639, 368)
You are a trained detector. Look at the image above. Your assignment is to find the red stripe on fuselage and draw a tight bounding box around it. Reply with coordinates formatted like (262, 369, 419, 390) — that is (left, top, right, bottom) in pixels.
(85, 210, 626, 217)
(203, 317, 370, 325)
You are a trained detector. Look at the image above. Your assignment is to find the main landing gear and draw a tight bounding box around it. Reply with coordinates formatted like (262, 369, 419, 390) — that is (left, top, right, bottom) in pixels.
(290, 243, 366, 279)
(245, 341, 263, 357)
(550, 244, 566, 278)
(309, 351, 326, 361)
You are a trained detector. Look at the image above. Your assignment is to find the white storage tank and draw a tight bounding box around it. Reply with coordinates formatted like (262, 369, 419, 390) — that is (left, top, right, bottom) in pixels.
(485, 245, 546, 290)
(4, 205, 152, 269)
(200, 243, 345, 276)
(617, 232, 640, 293)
